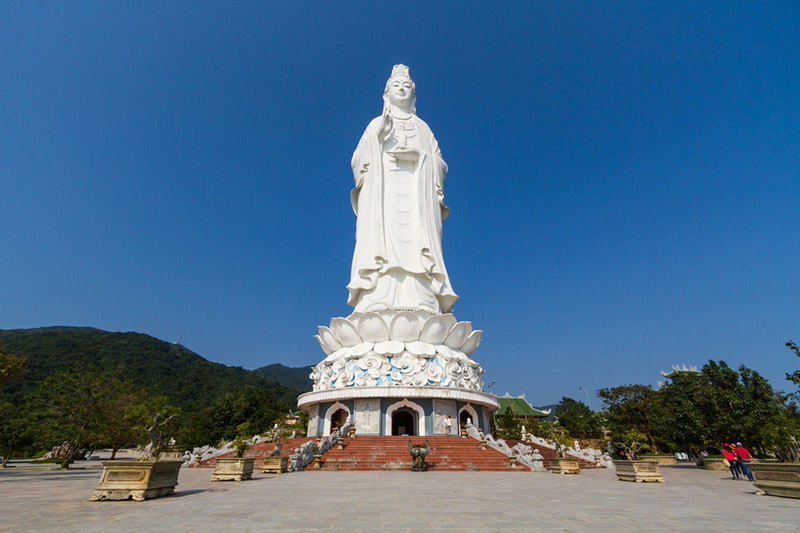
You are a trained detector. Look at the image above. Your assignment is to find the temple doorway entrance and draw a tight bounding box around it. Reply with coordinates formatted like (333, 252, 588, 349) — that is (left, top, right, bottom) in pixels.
(330, 408, 348, 431)
(459, 410, 470, 428)
(391, 408, 417, 436)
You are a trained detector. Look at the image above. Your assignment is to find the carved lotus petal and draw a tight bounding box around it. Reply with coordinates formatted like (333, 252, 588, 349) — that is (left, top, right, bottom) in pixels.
(419, 314, 454, 344)
(459, 330, 482, 356)
(317, 327, 342, 354)
(444, 321, 473, 349)
(435, 344, 458, 360)
(349, 342, 374, 357)
(331, 317, 362, 347)
(389, 311, 422, 342)
(406, 341, 436, 356)
(357, 312, 389, 342)
(374, 340, 405, 355)
(323, 346, 348, 363)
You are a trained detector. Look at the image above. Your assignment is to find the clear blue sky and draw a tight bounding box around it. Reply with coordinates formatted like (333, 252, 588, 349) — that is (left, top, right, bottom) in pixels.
(2, 2, 798, 407)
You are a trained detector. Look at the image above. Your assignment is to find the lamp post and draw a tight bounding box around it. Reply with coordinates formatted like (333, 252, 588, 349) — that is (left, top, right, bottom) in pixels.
(578, 387, 592, 411)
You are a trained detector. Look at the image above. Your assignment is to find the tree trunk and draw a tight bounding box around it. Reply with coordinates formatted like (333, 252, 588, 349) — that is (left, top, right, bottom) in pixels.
(110, 446, 119, 460)
(1, 455, 10, 468)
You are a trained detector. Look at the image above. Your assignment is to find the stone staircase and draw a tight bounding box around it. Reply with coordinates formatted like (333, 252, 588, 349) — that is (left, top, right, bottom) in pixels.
(197, 437, 314, 467)
(503, 439, 598, 470)
(316, 436, 525, 471)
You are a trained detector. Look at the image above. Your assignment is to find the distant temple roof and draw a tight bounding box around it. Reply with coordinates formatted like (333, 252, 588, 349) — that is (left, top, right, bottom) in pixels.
(660, 364, 701, 378)
(497, 393, 551, 417)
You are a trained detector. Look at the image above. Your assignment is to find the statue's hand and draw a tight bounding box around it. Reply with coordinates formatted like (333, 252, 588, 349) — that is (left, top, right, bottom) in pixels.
(359, 162, 370, 174)
(378, 112, 393, 142)
(388, 145, 420, 162)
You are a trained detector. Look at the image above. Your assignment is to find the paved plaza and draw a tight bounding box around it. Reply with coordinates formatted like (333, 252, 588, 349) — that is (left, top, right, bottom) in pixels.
(1, 462, 797, 532)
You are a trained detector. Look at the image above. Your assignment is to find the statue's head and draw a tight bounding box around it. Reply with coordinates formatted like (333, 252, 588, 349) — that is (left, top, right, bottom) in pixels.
(383, 64, 416, 115)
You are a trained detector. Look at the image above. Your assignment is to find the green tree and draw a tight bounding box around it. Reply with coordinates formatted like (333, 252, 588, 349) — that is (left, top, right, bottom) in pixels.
(786, 341, 800, 397)
(177, 387, 283, 449)
(598, 384, 664, 453)
(496, 406, 522, 440)
(29, 366, 147, 467)
(555, 397, 603, 440)
(0, 343, 25, 384)
(652, 371, 706, 451)
(655, 360, 798, 455)
(130, 396, 181, 460)
(0, 401, 33, 467)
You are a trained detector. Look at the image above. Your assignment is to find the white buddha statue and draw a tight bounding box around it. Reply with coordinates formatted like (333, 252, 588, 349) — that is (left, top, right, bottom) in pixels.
(347, 65, 458, 314)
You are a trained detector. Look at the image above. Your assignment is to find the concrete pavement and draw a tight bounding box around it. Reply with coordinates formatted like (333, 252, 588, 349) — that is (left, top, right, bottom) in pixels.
(1, 463, 797, 531)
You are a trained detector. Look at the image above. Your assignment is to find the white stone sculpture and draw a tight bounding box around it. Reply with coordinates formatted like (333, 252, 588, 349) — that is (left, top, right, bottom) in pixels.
(347, 64, 456, 314)
(309, 65, 486, 394)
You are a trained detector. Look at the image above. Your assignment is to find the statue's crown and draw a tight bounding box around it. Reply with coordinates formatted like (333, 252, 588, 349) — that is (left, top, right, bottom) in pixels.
(391, 64, 411, 79)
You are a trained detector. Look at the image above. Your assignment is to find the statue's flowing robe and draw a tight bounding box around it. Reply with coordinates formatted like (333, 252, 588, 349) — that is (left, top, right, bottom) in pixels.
(347, 115, 458, 313)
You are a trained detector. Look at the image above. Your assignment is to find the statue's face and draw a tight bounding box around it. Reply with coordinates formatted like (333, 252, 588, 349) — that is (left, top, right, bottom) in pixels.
(388, 77, 413, 106)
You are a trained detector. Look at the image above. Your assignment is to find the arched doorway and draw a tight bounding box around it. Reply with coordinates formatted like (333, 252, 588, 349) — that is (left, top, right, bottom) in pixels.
(330, 408, 348, 431)
(323, 401, 351, 436)
(459, 409, 470, 428)
(391, 408, 417, 436)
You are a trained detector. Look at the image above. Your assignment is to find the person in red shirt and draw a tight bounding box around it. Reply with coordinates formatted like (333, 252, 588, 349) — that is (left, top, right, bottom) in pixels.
(735, 442, 754, 481)
(722, 444, 740, 479)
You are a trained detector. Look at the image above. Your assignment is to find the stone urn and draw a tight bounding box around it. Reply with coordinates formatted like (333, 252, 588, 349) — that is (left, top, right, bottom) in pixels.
(612, 459, 665, 483)
(701, 458, 728, 471)
(548, 457, 580, 474)
(261, 456, 288, 474)
(89, 459, 182, 501)
(749, 463, 800, 499)
(211, 457, 255, 482)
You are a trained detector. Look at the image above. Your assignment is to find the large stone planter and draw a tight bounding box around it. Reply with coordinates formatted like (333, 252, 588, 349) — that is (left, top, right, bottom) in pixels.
(613, 459, 665, 483)
(641, 455, 678, 465)
(89, 459, 182, 501)
(702, 458, 728, 471)
(261, 456, 288, 474)
(211, 457, 255, 481)
(549, 457, 580, 474)
(749, 463, 800, 499)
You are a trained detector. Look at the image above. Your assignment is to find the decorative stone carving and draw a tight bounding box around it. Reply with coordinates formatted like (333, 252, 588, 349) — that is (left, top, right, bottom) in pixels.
(612, 459, 664, 483)
(310, 313, 484, 392)
(211, 457, 255, 482)
(354, 399, 380, 434)
(307, 405, 319, 437)
(749, 463, 800, 499)
(89, 460, 182, 501)
(433, 400, 457, 435)
(261, 456, 288, 474)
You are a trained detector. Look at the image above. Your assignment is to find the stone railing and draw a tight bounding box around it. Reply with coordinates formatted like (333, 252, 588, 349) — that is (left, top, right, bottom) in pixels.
(289, 421, 351, 472)
(184, 433, 273, 467)
(465, 423, 612, 470)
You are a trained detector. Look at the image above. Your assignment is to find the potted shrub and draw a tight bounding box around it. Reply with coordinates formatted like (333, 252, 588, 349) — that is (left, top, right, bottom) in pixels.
(261, 436, 288, 474)
(90, 401, 182, 501)
(611, 430, 664, 483)
(212, 436, 255, 482)
(542, 424, 580, 474)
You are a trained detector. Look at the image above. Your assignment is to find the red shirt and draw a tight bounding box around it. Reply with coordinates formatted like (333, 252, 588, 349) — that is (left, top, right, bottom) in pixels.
(722, 448, 736, 460)
(735, 446, 752, 460)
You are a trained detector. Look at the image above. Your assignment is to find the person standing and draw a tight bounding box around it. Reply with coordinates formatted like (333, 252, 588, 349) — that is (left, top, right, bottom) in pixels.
(735, 442, 754, 481)
(445, 415, 452, 436)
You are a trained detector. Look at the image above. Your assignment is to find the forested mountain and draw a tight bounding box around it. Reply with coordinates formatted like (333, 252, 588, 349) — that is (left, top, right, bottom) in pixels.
(0, 327, 299, 412)
(252, 363, 313, 392)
